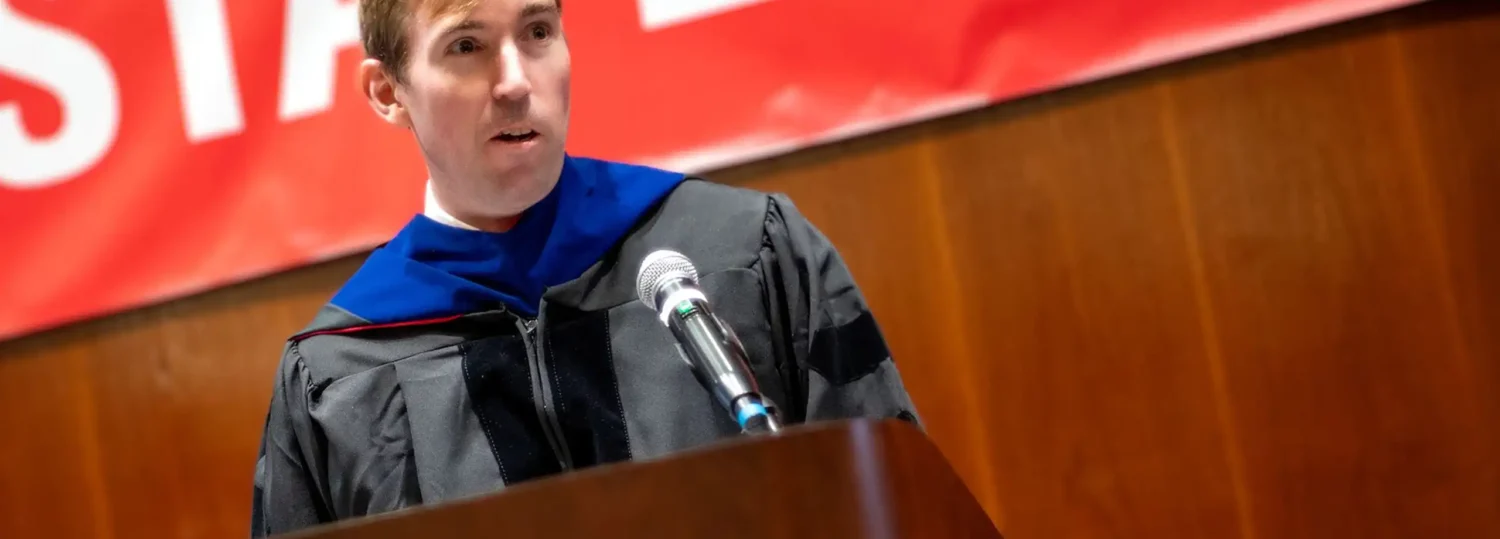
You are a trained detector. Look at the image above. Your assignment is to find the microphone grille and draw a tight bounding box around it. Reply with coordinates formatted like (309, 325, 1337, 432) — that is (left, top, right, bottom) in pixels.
(636, 250, 698, 309)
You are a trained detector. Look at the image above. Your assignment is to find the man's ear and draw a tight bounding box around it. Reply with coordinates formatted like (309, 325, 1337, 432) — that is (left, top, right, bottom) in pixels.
(358, 59, 410, 128)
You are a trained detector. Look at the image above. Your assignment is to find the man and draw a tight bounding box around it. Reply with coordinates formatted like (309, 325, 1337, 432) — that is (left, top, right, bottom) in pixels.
(250, 0, 920, 535)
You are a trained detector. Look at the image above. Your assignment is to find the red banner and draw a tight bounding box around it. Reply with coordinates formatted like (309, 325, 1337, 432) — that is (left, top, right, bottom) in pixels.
(0, 0, 1418, 340)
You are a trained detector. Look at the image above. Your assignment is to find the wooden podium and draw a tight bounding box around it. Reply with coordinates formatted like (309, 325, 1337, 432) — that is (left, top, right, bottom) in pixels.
(283, 419, 1003, 539)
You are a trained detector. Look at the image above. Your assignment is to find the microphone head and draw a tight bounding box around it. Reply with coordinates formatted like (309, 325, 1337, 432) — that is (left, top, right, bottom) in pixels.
(637, 250, 699, 310)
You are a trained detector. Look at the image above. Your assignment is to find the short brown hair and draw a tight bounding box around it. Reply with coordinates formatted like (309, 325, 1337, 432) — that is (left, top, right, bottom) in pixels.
(359, 0, 560, 84)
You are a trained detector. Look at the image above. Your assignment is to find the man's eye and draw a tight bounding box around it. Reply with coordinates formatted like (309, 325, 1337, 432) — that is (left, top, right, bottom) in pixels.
(528, 23, 552, 41)
(448, 38, 482, 54)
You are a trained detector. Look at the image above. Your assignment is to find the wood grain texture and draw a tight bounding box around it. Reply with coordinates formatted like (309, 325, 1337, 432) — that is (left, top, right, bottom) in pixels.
(279, 420, 1002, 539)
(0, 257, 364, 539)
(1, 1, 1496, 538)
(1158, 5, 1500, 535)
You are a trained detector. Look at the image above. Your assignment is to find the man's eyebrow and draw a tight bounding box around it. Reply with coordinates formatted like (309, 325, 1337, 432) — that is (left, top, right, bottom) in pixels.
(520, 2, 560, 19)
(435, 19, 486, 40)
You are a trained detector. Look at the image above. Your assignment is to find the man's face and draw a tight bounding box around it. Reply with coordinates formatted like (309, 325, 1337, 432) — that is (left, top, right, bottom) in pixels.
(395, 0, 570, 221)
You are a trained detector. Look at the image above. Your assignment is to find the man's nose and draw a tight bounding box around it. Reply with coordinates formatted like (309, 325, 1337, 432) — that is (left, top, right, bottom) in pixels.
(493, 42, 532, 101)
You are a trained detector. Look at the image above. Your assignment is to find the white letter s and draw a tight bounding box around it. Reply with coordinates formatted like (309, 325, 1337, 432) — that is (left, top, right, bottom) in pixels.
(0, 0, 121, 189)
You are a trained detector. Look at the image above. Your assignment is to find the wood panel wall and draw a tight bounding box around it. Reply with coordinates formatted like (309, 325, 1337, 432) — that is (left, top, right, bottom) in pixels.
(2, 1, 1496, 538)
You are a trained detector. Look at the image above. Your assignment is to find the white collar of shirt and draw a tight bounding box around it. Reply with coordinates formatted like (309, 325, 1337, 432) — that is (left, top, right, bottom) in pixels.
(423, 180, 479, 231)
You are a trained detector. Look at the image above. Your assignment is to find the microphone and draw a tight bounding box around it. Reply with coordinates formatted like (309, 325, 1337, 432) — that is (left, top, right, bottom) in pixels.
(636, 250, 782, 434)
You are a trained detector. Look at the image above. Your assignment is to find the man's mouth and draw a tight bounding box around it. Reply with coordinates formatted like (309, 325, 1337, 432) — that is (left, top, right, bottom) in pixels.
(494, 129, 539, 143)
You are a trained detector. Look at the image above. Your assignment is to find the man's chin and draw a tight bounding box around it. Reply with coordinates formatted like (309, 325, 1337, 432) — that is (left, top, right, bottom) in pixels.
(479, 161, 562, 204)
(484, 144, 563, 172)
